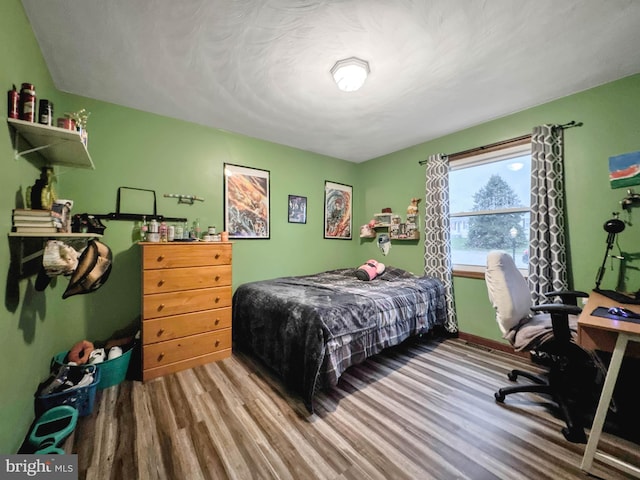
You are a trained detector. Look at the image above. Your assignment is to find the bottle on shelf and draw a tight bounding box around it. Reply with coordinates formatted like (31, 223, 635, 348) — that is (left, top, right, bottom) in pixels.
(159, 221, 168, 242)
(7, 85, 19, 119)
(140, 215, 148, 241)
(19, 83, 36, 122)
(192, 218, 201, 239)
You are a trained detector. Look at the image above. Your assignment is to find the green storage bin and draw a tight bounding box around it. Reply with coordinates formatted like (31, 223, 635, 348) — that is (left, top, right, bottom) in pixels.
(54, 345, 132, 390)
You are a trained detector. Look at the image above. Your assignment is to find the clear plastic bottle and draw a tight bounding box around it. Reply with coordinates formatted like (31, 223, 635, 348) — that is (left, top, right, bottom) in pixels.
(149, 218, 159, 234)
(193, 218, 201, 239)
(140, 215, 148, 241)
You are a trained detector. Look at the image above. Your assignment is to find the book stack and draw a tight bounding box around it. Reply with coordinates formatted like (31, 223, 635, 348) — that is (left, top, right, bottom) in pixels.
(12, 209, 58, 234)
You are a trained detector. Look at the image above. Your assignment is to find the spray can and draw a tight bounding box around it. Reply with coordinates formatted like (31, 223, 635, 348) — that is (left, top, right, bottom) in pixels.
(7, 85, 19, 119)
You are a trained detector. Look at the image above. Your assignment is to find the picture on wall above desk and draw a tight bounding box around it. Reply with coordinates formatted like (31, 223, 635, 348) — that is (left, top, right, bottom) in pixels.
(223, 163, 270, 239)
(324, 181, 352, 240)
(609, 150, 640, 189)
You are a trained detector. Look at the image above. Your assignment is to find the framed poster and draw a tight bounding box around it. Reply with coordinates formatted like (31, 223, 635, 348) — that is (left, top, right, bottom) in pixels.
(224, 163, 270, 239)
(324, 181, 352, 239)
(288, 195, 307, 224)
(609, 150, 640, 189)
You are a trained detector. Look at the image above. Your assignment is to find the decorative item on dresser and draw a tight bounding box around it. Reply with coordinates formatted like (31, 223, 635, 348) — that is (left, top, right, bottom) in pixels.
(140, 242, 232, 380)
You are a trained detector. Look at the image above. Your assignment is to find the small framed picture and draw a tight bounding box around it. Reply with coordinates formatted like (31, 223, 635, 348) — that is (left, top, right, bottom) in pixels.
(324, 181, 352, 240)
(288, 195, 307, 224)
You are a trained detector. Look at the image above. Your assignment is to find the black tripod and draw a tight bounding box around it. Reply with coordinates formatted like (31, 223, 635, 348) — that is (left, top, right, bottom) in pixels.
(594, 215, 625, 290)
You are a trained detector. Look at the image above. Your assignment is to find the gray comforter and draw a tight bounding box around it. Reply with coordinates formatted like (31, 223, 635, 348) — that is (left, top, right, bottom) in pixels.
(232, 267, 447, 411)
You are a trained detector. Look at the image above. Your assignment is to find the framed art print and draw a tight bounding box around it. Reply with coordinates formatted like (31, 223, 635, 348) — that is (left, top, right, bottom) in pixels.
(224, 163, 270, 239)
(324, 181, 352, 239)
(288, 195, 307, 224)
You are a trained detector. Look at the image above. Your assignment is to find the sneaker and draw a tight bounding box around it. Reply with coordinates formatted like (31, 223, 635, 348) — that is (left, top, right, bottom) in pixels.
(88, 348, 105, 364)
(107, 346, 122, 360)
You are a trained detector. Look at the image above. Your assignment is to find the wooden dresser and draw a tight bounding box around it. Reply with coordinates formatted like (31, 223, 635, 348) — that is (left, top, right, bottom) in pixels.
(140, 242, 233, 381)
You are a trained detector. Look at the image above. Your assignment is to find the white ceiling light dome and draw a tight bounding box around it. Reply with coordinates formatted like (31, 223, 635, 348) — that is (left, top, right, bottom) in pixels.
(330, 57, 370, 92)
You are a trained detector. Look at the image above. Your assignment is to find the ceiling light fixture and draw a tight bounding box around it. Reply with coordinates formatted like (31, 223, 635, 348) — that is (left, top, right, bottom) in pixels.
(330, 57, 370, 92)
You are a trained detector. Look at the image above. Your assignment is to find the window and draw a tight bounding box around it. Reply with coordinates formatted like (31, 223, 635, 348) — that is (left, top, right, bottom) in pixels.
(449, 143, 531, 275)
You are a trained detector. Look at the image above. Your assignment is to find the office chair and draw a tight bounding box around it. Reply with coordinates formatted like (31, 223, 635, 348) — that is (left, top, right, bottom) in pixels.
(485, 250, 594, 443)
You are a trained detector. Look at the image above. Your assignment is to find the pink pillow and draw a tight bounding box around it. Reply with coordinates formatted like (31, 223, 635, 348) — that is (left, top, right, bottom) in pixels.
(356, 259, 386, 281)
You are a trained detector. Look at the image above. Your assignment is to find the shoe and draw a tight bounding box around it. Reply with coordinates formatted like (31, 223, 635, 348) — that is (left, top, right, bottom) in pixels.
(64, 372, 94, 390)
(107, 346, 122, 360)
(88, 348, 105, 364)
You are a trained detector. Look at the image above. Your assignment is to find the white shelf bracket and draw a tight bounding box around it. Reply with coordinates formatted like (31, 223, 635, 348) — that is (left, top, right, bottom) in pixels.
(13, 129, 62, 160)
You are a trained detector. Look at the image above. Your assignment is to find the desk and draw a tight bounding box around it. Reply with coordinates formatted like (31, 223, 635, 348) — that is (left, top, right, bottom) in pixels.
(578, 291, 640, 477)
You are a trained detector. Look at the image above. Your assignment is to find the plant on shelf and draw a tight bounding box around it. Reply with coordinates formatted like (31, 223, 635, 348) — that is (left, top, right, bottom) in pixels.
(66, 109, 90, 130)
(66, 109, 90, 146)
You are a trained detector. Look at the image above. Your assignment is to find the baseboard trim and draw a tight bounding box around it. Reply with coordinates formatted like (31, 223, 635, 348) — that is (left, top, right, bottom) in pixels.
(457, 332, 529, 359)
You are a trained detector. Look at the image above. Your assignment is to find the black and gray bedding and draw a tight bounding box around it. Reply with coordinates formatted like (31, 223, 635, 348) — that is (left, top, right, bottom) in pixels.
(232, 266, 448, 411)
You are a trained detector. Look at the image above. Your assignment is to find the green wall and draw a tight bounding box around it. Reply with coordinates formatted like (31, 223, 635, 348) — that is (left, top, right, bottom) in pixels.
(2, 0, 640, 454)
(1, 0, 362, 453)
(360, 74, 640, 340)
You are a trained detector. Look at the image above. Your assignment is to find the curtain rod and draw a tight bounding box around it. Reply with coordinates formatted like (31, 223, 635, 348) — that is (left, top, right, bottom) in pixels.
(418, 120, 583, 165)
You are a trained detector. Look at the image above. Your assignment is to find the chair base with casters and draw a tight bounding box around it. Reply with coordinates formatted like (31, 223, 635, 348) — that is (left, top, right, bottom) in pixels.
(494, 368, 588, 443)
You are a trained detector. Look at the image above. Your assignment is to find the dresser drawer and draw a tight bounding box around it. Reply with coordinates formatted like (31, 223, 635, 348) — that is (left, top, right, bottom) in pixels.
(143, 243, 232, 269)
(143, 286, 232, 319)
(143, 265, 231, 294)
(142, 350, 231, 381)
(142, 307, 231, 344)
(143, 328, 231, 368)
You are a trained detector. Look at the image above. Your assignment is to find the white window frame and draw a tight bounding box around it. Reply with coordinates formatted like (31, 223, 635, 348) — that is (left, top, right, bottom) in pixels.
(449, 143, 531, 276)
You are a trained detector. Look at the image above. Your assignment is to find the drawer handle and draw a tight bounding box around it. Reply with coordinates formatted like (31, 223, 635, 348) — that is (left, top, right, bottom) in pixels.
(157, 328, 164, 337)
(215, 340, 220, 347)
(158, 303, 165, 311)
(214, 296, 220, 303)
(158, 279, 165, 286)
(158, 352, 165, 361)
(214, 253, 220, 259)
(157, 255, 165, 262)
(214, 275, 220, 281)
(214, 319, 220, 326)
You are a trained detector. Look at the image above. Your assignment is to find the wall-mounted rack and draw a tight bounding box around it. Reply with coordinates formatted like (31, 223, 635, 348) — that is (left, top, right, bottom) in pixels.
(90, 187, 186, 223)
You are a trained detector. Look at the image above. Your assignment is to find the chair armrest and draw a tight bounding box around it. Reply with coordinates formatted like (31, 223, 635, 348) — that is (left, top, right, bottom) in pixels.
(531, 303, 581, 343)
(531, 303, 582, 315)
(544, 290, 589, 306)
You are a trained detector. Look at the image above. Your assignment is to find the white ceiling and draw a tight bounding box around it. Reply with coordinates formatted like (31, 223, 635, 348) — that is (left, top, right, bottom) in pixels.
(21, 0, 640, 163)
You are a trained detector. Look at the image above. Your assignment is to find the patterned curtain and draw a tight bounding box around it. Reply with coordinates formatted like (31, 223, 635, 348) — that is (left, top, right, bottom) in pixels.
(528, 125, 568, 304)
(424, 154, 458, 333)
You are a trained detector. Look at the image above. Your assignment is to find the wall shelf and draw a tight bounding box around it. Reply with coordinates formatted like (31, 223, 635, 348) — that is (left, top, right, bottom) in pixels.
(8, 232, 99, 238)
(8, 232, 102, 276)
(369, 212, 420, 241)
(7, 118, 94, 169)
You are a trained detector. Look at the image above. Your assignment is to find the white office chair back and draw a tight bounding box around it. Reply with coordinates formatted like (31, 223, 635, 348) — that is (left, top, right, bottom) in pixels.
(485, 250, 532, 335)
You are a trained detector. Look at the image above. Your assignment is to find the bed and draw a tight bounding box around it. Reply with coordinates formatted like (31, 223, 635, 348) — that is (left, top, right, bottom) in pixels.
(232, 266, 448, 411)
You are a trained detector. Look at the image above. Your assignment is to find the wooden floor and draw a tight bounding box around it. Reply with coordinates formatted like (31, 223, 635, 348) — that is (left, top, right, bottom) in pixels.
(66, 338, 640, 479)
